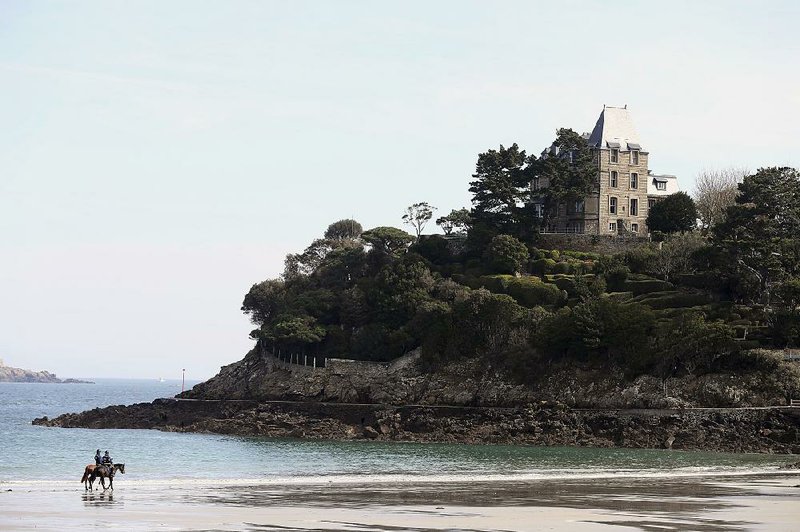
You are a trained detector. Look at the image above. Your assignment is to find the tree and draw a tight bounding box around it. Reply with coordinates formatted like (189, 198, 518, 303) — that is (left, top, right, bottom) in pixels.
(535, 128, 597, 227)
(712, 167, 800, 307)
(242, 280, 287, 327)
(484, 234, 529, 274)
(646, 192, 697, 233)
(468, 143, 534, 239)
(451, 289, 529, 357)
(436, 208, 471, 235)
(267, 315, 326, 354)
(654, 312, 734, 376)
(361, 226, 414, 256)
(694, 168, 747, 231)
(402, 202, 436, 238)
(651, 232, 707, 283)
(324, 219, 363, 241)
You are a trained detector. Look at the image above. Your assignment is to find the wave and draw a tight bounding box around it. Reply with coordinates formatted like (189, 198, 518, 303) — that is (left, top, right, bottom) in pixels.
(2, 466, 793, 489)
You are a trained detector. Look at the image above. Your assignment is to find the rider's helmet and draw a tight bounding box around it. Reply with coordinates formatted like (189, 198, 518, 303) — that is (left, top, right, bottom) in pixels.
(104, 450, 109, 455)
(96, 449, 100, 453)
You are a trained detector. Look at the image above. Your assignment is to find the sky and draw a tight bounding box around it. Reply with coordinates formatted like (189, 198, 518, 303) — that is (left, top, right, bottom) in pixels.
(1, 0, 798, 379)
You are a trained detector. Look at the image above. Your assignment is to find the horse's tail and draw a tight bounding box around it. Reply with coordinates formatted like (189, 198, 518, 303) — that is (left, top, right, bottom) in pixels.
(80, 471, 89, 483)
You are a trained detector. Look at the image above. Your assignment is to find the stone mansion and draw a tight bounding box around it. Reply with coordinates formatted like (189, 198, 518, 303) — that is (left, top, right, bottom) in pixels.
(534, 106, 679, 235)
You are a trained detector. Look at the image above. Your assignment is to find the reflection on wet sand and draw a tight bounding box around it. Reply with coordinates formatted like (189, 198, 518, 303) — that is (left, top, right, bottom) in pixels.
(82, 492, 119, 507)
(187, 476, 775, 532)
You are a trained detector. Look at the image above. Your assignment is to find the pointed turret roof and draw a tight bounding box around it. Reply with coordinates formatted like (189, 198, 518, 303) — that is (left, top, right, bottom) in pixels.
(587, 106, 642, 151)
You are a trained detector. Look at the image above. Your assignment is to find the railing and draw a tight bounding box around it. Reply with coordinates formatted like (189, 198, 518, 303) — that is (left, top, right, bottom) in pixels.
(273, 351, 327, 369)
(790, 399, 800, 407)
(538, 229, 587, 234)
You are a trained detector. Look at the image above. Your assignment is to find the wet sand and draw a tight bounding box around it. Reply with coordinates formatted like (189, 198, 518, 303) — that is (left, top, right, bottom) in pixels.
(1, 474, 799, 531)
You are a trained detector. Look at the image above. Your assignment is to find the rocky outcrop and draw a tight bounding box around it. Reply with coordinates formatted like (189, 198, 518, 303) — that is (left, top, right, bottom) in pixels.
(0, 359, 93, 383)
(33, 398, 800, 454)
(180, 348, 797, 409)
(32, 347, 800, 453)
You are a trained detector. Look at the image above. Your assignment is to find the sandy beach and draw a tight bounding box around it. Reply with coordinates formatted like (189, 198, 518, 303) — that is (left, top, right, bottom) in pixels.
(2, 473, 799, 531)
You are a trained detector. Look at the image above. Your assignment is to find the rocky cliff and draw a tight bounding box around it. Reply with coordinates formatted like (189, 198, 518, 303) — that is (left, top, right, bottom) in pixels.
(181, 348, 798, 409)
(30, 348, 800, 453)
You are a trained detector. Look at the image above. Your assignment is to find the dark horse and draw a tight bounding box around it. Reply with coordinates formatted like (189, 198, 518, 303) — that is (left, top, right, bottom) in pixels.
(82, 463, 125, 490)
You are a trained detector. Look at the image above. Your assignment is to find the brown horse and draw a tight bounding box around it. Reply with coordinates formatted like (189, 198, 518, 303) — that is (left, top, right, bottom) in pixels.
(80, 464, 99, 491)
(86, 463, 125, 491)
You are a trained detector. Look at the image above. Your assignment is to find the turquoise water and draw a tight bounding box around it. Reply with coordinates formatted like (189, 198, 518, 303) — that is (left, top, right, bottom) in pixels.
(0, 380, 794, 484)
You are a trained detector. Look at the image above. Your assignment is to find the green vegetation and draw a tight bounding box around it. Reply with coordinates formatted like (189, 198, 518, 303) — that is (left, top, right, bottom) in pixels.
(243, 165, 800, 388)
(646, 191, 698, 234)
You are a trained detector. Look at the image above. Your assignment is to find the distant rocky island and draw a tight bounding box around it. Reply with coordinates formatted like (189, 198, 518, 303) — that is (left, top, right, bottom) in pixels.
(0, 359, 93, 384)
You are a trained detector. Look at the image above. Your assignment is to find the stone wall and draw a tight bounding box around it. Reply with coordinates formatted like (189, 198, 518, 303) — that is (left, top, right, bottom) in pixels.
(536, 233, 650, 253)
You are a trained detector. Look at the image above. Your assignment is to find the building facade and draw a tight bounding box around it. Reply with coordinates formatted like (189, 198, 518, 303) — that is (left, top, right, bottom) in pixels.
(536, 106, 678, 235)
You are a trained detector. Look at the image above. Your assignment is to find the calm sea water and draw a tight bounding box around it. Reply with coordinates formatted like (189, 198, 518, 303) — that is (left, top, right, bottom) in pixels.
(0, 380, 794, 485)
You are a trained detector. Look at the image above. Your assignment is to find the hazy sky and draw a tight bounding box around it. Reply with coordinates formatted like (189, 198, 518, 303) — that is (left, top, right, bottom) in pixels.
(1, 1, 798, 379)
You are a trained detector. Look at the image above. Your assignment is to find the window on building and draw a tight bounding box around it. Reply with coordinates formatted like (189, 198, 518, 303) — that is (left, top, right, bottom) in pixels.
(630, 198, 638, 216)
(631, 223, 639, 233)
(609, 222, 617, 232)
(656, 180, 666, 191)
(630, 150, 639, 165)
(533, 204, 543, 218)
(648, 198, 656, 208)
(610, 171, 618, 187)
(609, 197, 617, 214)
(630, 173, 638, 189)
(610, 149, 619, 163)
(575, 200, 585, 213)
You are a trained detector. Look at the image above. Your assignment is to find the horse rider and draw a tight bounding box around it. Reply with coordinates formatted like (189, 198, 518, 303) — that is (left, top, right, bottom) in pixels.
(101, 450, 113, 474)
(94, 449, 102, 466)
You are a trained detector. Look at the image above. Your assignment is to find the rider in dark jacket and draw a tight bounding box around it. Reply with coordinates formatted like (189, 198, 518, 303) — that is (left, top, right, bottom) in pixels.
(94, 449, 102, 466)
(101, 450, 113, 473)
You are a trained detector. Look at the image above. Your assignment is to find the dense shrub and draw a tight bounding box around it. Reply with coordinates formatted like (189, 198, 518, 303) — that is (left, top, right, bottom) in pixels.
(473, 275, 564, 307)
(623, 279, 675, 296)
(484, 235, 529, 274)
(622, 247, 659, 274)
(531, 258, 557, 275)
(631, 290, 713, 310)
(561, 250, 602, 261)
(551, 262, 572, 274)
(410, 235, 453, 265)
(504, 276, 564, 307)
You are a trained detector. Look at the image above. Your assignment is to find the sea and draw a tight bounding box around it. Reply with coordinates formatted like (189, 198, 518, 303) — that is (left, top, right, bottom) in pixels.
(0, 379, 795, 487)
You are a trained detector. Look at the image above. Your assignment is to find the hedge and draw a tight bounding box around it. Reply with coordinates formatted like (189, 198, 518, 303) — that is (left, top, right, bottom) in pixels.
(531, 258, 557, 275)
(631, 290, 713, 310)
(475, 274, 563, 307)
(623, 279, 675, 295)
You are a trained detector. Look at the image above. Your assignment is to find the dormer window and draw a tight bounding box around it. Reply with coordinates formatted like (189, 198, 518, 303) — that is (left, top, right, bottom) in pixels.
(656, 180, 666, 191)
(630, 150, 639, 165)
(610, 149, 619, 163)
